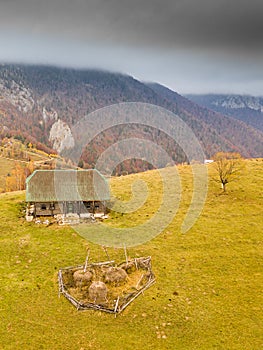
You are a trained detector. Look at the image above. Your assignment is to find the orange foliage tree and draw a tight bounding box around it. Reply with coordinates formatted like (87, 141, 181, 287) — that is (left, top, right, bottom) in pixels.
(5, 161, 34, 192)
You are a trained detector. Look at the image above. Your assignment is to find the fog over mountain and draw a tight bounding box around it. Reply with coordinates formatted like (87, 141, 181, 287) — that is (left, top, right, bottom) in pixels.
(0, 0, 263, 95)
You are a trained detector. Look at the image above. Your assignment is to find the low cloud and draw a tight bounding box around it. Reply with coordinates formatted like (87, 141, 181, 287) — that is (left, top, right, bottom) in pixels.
(0, 0, 262, 94)
(0, 0, 263, 55)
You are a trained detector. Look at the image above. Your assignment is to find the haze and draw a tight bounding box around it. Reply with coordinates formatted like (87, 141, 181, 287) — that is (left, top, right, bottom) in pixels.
(0, 0, 263, 95)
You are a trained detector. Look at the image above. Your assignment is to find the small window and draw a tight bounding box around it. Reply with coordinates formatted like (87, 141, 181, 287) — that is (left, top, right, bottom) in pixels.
(95, 203, 100, 209)
(41, 204, 47, 210)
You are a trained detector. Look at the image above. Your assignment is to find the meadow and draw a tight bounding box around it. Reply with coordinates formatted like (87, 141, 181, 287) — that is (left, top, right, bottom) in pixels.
(0, 145, 50, 192)
(0, 157, 16, 190)
(0, 159, 262, 349)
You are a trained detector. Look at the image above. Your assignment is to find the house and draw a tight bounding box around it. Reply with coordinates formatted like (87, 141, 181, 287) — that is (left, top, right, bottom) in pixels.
(204, 159, 214, 164)
(26, 169, 110, 218)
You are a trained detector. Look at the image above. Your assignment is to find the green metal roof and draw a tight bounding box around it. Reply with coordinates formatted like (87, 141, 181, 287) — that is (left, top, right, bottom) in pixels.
(26, 169, 110, 202)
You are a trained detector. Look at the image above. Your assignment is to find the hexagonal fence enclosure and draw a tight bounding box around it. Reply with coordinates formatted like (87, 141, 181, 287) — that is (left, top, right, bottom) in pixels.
(58, 256, 155, 314)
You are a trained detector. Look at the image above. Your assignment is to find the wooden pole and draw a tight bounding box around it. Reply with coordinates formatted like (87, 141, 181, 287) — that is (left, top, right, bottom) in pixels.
(114, 296, 120, 316)
(84, 249, 90, 273)
(102, 246, 111, 262)
(123, 244, 128, 265)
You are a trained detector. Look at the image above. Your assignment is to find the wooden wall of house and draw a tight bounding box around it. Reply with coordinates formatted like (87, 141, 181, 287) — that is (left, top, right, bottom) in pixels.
(83, 201, 107, 214)
(94, 201, 107, 214)
(32, 201, 107, 216)
(34, 202, 63, 216)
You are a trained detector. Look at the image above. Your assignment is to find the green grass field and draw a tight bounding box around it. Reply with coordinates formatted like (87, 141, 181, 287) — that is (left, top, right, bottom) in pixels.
(0, 148, 52, 191)
(0, 159, 262, 349)
(0, 157, 16, 190)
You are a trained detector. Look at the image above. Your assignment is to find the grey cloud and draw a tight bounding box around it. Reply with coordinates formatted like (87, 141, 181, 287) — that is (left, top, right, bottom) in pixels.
(0, 0, 262, 95)
(0, 0, 263, 55)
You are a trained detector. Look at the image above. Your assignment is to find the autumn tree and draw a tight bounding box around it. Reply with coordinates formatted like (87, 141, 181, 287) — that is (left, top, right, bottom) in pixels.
(213, 152, 244, 192)
(5, 161, 35, 192)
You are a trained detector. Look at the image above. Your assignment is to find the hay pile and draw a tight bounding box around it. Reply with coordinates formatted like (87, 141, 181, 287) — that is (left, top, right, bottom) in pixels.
(88, 281, 108, 303)
(103, 267, 128, 286)
(59, 257, 155, 313)
(73, 270, 93, 287)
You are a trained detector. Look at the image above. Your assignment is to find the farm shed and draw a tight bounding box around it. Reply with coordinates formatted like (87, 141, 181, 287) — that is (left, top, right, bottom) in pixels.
(26, 169, 110, 218)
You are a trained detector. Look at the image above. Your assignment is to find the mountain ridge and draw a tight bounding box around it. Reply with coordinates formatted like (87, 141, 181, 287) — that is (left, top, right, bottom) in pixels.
(0, 64, 263, 174)
(185, 93, 263, 133)
(148, 83, 263, 157)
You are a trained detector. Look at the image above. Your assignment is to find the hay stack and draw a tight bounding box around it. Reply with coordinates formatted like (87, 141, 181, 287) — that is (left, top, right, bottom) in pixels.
(88, 281, 108, 303)
(120, 261, 136, 274)
(73, 269, 93, 287)
(104, 267, 128, 285)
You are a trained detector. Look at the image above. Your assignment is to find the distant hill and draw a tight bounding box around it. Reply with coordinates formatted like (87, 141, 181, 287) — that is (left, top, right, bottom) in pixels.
(185, 94, 263, 133)
(0, 64, 263, 174)
(148, 83, 263, 157)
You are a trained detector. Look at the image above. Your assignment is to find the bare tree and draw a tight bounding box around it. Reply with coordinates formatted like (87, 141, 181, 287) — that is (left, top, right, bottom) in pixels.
(213, 152, 244, 192)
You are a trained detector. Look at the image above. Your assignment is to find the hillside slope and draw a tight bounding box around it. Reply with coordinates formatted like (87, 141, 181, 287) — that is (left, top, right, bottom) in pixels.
(185, 94, 263, 132)
(0, 64, 263, 173)
(0, 159, 262, 349)
(148, 83, 263, 157)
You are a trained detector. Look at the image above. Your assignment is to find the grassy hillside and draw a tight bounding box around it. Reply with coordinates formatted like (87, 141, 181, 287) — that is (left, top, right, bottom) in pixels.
(0, 159, 262, 349)
(0, 157, 15, 190)
(0, 138, 66, 191)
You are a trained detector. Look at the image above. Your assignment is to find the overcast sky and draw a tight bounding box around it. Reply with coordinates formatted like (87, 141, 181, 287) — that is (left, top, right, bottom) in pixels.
(0, 0, 263, 95)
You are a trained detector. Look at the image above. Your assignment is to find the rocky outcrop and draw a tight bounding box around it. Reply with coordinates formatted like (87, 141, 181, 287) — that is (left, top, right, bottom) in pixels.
(211, 95, 263, 112)
(42, 106, 58, 122)
(49, 119, 75, 153)
(0, 79, 34, 113)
